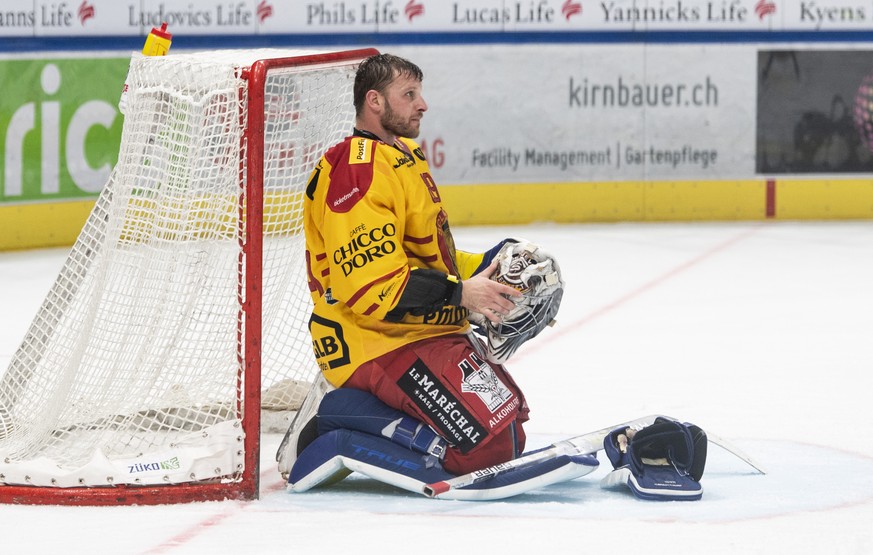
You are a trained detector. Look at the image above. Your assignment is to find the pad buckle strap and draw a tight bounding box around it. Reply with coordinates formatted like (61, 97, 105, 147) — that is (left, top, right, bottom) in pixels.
(392, 417, 448, 460)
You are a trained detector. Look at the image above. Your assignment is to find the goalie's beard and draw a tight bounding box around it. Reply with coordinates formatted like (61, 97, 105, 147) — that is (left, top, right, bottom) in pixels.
(381, 97, 422, 139)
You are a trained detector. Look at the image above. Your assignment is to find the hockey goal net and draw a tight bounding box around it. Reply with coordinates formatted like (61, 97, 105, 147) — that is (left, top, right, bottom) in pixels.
(0, 47, 376, 505)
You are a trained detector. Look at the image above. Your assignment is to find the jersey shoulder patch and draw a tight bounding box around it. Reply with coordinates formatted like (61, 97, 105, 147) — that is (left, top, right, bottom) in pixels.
(324, 137, 377, 213)
(348, 137, 373, 165)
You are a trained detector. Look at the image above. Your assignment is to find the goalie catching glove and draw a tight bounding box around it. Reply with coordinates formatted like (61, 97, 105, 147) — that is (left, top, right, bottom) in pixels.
(471, 239, 564, 364)
(600, 417, 707, 501)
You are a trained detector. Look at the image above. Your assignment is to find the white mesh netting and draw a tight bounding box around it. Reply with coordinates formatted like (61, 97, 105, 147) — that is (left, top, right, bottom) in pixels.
(0, 49, 361, 489)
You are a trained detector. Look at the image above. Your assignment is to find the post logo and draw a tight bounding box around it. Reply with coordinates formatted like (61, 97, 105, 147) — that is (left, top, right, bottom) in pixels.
(256, 0, 273, 23)
(562, 0, 582, 21)
(77, 1, 95, 25)
(405, 0, 425, 22)
(349, 137, 372, 165)
(754, 0, 776, 20)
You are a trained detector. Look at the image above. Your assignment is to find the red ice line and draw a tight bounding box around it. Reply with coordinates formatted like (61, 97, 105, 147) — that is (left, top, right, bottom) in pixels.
(513, 223, 765, 363)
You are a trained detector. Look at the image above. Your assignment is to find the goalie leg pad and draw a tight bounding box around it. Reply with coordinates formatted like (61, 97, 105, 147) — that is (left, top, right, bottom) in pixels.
(452, 450, 598, 501)
(288, 428, 450, 493)
(288, 428, 599, 500)
(317, 388, 448, 459)
(276, 373, 335, 478)
(601, 417, 707, 501)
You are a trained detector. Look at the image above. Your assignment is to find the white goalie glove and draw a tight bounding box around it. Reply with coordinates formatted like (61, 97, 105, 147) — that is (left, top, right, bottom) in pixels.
(472, 240, 564, 364)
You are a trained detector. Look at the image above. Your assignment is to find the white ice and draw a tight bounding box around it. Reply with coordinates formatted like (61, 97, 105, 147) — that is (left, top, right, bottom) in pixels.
(1, 221, 872, 554)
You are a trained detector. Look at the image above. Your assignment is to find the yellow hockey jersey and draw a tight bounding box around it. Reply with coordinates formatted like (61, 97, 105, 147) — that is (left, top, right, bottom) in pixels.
(304, 134, 481, 386)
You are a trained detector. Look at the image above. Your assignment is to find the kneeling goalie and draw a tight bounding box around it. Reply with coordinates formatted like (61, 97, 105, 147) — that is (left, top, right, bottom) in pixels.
(277, 237, 575, 500)
(278, 53, 708, 500)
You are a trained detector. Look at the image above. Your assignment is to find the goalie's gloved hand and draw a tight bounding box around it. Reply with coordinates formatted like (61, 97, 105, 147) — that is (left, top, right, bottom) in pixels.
(601, 417, 707, 501)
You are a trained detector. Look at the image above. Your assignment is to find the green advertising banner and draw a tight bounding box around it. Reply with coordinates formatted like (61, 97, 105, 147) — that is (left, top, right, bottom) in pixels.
(1, 57, 129, 203)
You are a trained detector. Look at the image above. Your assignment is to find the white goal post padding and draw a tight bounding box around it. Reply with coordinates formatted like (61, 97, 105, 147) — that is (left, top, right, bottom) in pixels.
(0, 48, 374, 500)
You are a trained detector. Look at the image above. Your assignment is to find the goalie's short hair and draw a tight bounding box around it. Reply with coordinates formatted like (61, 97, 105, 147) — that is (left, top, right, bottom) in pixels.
(354, 54, 424, 115)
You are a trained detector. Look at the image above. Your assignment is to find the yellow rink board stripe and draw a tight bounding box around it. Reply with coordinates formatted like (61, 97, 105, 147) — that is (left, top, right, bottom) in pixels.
(775, 178, 873, 220)
(2, 178, 872, 251)
(0, 200, 95, 251)
(440, 179, 873, 225)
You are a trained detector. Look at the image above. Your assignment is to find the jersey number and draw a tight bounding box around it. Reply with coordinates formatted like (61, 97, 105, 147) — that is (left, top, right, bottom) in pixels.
(421, 172, 441, 204)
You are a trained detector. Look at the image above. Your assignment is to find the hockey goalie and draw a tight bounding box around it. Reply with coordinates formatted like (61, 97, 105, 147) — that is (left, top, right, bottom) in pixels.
(277, 235, 575, 500)
(277, 53, 710, 501)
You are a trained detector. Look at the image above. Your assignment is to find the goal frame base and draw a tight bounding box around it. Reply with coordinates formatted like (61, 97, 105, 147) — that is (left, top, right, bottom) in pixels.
(0, 481, 255, 506)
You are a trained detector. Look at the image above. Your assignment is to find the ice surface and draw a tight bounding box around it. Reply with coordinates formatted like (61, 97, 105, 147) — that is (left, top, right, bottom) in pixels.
(1, 222, 872, 554)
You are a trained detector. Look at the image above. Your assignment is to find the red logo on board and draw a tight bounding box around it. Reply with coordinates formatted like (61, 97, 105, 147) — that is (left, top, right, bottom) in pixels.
(405, 0, 425, 22)
(561, 0, 582, 21)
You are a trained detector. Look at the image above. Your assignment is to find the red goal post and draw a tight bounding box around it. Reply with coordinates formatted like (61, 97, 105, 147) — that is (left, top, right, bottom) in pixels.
(0, 47, 377, 505)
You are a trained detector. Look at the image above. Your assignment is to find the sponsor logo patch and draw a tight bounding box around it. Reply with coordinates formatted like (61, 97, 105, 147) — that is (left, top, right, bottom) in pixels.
(309, 315, 350, 371)
(458, 352, 514, 414)
(333, 223, 397, 277)
(127, 456, 181, 474)
(397, 359, 487, 453)
(349, 137, 372, 165)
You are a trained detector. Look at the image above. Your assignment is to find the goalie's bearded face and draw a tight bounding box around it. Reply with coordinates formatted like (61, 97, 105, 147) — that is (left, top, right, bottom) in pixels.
(379, 73, 427, 139)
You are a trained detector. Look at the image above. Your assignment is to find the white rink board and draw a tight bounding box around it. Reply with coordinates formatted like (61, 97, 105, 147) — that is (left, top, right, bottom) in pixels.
(390, 44, 757, 183)
(6, 0, 873, 37)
